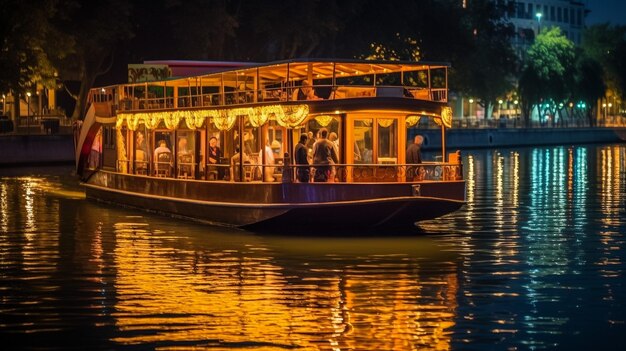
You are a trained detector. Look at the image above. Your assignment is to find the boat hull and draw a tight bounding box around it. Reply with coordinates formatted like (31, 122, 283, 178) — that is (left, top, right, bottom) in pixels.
(84, 171, 465, 230)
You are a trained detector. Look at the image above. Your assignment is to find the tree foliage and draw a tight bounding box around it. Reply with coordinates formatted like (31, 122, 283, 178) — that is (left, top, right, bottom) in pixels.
(519, 27, 575, 126)
(582, 24, 626, 98)
(574, 54, 606, 125)
(0, 0, 59, 95)
(48, 0, 134, 119)
(451, 0, 517, 119)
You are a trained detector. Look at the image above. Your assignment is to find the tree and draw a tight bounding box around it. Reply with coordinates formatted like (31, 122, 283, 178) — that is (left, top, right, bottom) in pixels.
(518, 27, 575, 126)
(0, 0, 60, 119)
(582, 24, 626, 98)
(573, 55, 605, 126)
(451, 0, 517, 120)
(47, 0, 133, 120)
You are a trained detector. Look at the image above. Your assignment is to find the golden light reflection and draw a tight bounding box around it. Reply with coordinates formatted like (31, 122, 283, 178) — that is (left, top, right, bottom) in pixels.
(110, 224, 459, 350)
(599, 147, 622, 225)
(22, 177, 37, 237)
(464, 155, 475, 223)
(596, 146, 623, 288)
(1, 182, 8, 233)
(494, 152, 504, 232)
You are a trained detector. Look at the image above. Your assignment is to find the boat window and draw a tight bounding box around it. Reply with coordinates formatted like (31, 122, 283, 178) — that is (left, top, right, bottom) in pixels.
(258, 65, 288, 102)
(154, 131, 174, 177)
(134, 125, 149, 175)
(307, 116, 341, 162)
(375, 72, 401, 86)
(377, 118, 398, 164)
(353, 119, 373, 164)
(176, 130, 195, 179)
(403, 70, 429, 88)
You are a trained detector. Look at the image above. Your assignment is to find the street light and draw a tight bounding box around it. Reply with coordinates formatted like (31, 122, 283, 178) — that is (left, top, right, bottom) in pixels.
(536, 13, 543, 34)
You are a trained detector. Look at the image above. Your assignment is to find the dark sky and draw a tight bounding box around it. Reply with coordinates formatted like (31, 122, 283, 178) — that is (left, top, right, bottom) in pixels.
(585, 0, 626, 25)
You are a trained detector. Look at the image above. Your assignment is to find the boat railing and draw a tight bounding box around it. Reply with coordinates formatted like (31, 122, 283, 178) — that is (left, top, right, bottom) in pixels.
(116, 160, 462, 183)
(108, 83, 446, 113)
(220, 162, 462, 183)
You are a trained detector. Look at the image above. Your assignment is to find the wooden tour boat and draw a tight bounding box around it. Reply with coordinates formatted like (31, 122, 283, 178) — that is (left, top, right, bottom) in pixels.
(75, 59, 465, 230)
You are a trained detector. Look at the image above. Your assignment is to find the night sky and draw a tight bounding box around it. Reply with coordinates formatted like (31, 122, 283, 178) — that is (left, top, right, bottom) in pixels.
(585, 0, 626, 25)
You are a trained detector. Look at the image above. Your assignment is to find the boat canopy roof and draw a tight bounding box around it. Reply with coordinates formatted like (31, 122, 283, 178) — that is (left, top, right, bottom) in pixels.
(100, 59, 450, 89)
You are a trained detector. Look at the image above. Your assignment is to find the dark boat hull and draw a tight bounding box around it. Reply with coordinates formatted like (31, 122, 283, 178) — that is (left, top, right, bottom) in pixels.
(84, 171, 465, 230)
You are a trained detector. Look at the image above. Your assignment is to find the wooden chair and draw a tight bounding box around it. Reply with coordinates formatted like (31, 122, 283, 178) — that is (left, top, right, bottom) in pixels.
(177, 154, 194, 179)
(155, 152, 171, 177)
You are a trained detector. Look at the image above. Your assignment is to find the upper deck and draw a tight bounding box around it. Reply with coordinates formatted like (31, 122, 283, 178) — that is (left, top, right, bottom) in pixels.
(90, 59, 449, 115)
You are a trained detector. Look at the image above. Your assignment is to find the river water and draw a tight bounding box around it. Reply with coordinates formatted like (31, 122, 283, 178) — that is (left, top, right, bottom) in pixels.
(1, 144, 625, 350)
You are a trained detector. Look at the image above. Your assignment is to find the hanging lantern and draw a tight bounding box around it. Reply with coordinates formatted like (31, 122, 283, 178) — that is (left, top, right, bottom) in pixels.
(211, 109, 237, 131)
(441, 106, 452, 128)
(315, 114, 334, 127)
(249, 106, 270, 127)
(277, 104, 309, 128)
(377, 118, 395, 128)
(405, 115, 421, 127)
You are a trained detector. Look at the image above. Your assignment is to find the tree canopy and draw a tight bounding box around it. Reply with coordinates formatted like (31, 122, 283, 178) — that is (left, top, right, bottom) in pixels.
(582, 24, 626, 98)
(0, 0, 59, 96)
(519, 27, 576, 126)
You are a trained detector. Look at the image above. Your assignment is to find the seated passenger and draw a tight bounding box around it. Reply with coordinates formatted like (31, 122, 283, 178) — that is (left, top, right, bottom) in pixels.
(154, 140, 172, 176)
(178, 137, 190, 156)
(207, 137, 224, 180)
(296, 80, 321, 100)
(230, 147, 250, 182)
(154, 140, 171, 161)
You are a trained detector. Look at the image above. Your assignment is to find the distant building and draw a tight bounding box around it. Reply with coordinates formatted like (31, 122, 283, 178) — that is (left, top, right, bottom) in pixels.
(452, 1, 590, 123)
(497, 0, 588, 55)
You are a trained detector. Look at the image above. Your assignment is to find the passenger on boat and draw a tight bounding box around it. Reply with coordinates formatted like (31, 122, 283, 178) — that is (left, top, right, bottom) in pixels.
(230, 147, 250, 182)
(177, 137, 194, 178)
(135, 132, 148, 173)
(296, 80, 321, 100)
(294, 134, 310, 183)
(154, 140, 171, 157)
(207, 137, 224, 180)
(328, 132, 339, 182)
(154, 140, 172, 177)
(89, 129, 102, 169)
(262, 138, 275, 182)
(406, 135, 424, 181)
(178, 137, 190, 156)
(312, 128, 339, 182)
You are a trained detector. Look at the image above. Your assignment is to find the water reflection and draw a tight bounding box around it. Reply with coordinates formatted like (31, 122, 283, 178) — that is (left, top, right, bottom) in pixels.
(108, 220, 459, 350)
(1, 144, 625, 350)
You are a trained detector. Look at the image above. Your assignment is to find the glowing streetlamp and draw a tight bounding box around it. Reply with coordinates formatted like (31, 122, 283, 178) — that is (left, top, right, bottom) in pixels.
(536, 13, 543, 34)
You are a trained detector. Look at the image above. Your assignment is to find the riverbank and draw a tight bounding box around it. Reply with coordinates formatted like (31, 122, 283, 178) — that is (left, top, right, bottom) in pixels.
(417, 127, 626, 151)
(2, 127, 625, 166)
(0, 134, 75, 166)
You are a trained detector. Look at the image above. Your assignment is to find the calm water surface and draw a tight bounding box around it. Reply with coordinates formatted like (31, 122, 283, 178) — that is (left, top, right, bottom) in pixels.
(1, 144, 625, 350)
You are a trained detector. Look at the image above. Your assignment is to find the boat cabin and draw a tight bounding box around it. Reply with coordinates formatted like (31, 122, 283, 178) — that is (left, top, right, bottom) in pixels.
(81, 59, 458, 184)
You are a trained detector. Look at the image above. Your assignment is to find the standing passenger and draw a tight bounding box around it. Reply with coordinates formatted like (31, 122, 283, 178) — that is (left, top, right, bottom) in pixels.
(207, 137, 223, 180)
(294, 134, 310, 182)
(406, 135, 424, 181)
(312, 128, 339, 182)
(328, 132, 339, 182)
